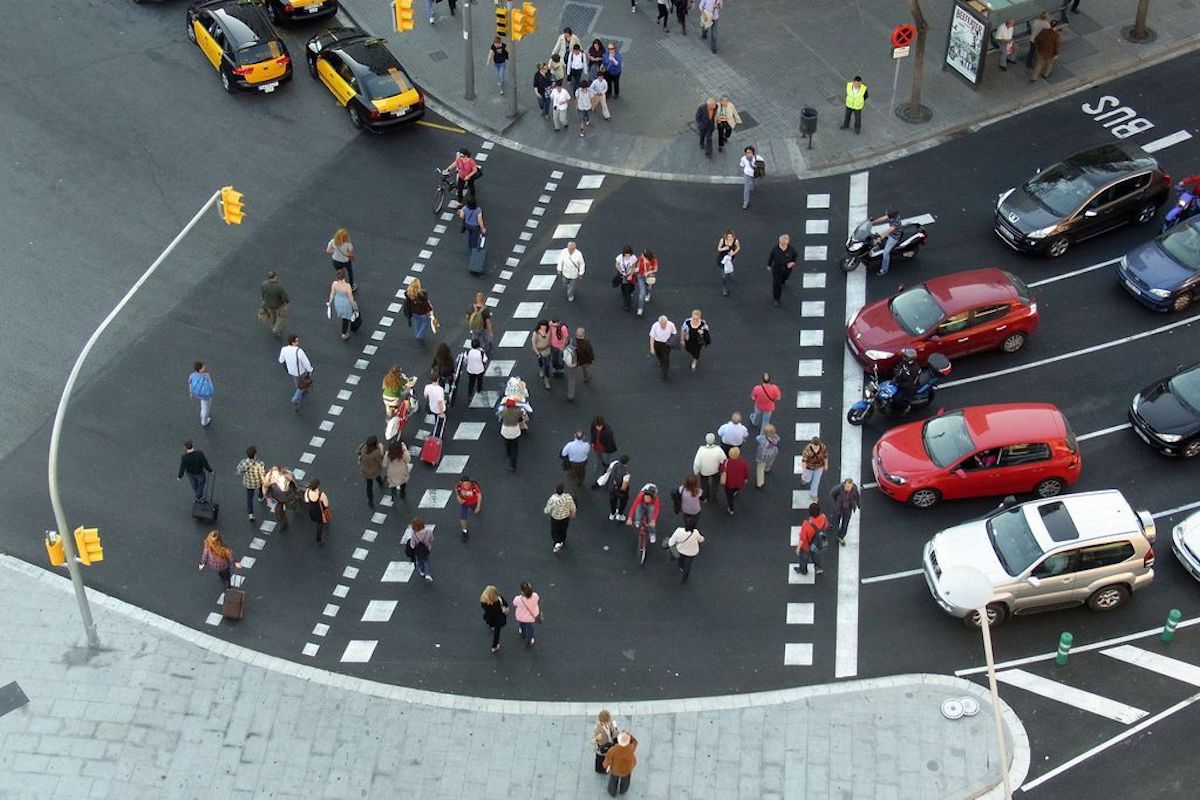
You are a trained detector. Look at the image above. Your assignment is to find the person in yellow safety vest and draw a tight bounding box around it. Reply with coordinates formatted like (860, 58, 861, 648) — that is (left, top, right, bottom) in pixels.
(840, 75, 868, 134)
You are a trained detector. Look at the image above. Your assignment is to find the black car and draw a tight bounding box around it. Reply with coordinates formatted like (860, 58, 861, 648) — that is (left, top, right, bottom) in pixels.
(306, 27, 425, 131)
(995, 143, 1171, 258)
(263, 0, 338, 24)
(1130, 363, 1200, 458)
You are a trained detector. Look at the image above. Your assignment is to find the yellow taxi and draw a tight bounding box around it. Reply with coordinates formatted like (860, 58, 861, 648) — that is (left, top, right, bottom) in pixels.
(186, 0, 293, 94)
(305, 27, 426, 132)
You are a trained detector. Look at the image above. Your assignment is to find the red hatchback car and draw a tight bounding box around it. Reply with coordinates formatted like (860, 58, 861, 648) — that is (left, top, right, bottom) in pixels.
(873, 403, 1081, 508)
(846, 268, 1038, 372)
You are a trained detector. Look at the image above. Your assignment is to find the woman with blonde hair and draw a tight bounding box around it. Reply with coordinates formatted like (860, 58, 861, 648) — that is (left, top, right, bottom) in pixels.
(755, 424, 780, 489)
(403, 278, 435, 343)
(198, 531, 241, 587)
(679, 308, 711, 372)
(480, 585, 508, 653)
(327, 268, 358, 341)
(592, 709, 619, 773)
(325, 228, 356, 289)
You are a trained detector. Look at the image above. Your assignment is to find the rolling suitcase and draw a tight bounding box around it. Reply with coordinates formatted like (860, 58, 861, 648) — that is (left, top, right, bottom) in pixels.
(420, 435, 443, 466)
(222, 574, 245, 620)
(192, 479, 219, 522)
(468, 247, 487, 275)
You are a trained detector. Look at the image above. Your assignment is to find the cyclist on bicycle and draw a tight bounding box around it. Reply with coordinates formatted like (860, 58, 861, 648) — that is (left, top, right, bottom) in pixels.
(443, 147, 480, 203)
(625, 483, 660, 543)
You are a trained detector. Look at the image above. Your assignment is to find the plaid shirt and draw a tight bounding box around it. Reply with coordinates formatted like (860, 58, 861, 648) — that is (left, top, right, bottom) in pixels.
(200, 547, 232, 572)
(236, 458, 266, 491)
(544, 492, 576, 520)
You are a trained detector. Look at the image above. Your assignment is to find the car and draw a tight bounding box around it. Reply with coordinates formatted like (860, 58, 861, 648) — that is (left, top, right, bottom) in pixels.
(306, 27, 426, 131)
(873, 403, 1081, 509)
(187, 0, 292, 93)
(845, 267, 1038, 373)
(1116, 217, 1200, 312)
(994, 142, 1171, 258)
(923, 490, 1156, 627)
(1129, 363, 1200, 458)
(262, 0, 338, 24)
(1172, 511, 1200, 582)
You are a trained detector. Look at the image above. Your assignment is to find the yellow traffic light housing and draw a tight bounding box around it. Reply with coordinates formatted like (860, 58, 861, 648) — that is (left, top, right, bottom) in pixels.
(46, 531, 65, 567)
(522, 2, 538, 34)
(219, 186, 245, 225)
(510, 9, 526, 40)
(495, 7, 508, 37)
(392, 0, 415, 32)
(74, 526, 103, 566)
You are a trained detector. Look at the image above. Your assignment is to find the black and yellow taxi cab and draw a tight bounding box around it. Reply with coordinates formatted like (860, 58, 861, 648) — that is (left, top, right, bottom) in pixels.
(306, 27, 425, 131)
(262, 0, 338, 25)
(186, 0, 293, 93)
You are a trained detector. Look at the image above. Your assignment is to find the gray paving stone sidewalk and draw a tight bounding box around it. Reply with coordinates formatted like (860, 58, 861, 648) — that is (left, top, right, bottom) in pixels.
(344, 0, 1200, 181)
(0, 556, 1027, 799)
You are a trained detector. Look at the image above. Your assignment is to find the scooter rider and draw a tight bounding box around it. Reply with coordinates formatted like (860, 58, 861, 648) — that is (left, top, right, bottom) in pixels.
(891, 348, 921, 408)
(871, 208, 903, 276)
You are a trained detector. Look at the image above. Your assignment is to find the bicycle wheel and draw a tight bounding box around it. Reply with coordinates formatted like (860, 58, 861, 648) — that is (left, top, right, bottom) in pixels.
(638, 530, 648, 566)
(433, 183, 447, 215)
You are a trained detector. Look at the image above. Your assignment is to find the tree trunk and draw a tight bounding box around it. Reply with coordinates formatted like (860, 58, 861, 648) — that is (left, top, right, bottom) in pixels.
(904, 0, 930, 120)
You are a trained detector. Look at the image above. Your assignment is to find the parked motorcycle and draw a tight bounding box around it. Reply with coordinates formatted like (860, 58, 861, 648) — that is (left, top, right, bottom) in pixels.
(840, 218, 928, 273)
(846, 353, 952, 425)
(1162, 180, 1200, 233)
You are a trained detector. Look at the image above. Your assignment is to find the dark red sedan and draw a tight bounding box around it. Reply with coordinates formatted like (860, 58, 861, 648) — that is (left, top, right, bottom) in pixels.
(846, 268, 1038, 372)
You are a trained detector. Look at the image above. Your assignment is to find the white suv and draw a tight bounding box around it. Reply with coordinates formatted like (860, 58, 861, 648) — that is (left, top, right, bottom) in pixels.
(923, 490, 1156, 627)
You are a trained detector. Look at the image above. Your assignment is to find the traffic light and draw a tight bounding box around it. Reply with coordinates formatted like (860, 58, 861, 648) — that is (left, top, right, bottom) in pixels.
(522, 2, 538, 35)
(73, 526, 103, 566)
(392, 0, 414, 32)
(510, 9, 526, 40)
(45, 531, 65, 567)
(495, 7, 508, 37)
(219, 185, 244, 225)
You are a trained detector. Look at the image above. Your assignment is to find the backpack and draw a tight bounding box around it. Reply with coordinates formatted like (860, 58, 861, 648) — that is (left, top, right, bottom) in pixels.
(802, 515, 830, 551)
(753, 156, 766, 179)
(562, 342, 577, 368)
(468, 306, 485, 332)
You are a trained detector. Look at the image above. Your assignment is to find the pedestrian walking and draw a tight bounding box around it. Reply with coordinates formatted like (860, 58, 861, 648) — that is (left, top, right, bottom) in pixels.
(403, 278, 435, 344)
(550, 80, 572, 131)
(575, 81, 593, 136)
(667, 523, 705, 582)
(177, 439, 212, 502)
(544, 483, 577, 553)
(656, 0, 670, 31)
(695, 97, 717, 157)
(697, 0, 722, 51)
(720, 446, 750, 515)
(672, 0, 690, 34)
(303, 478, 331, 544)
(567, 43, 587, 90)
(1026, 11, 1051, 68)
(424, 371, 447, 421)
(259, 271, 289, 338)
(1069, 0, 1081, 11)
(589, 415, 616, 477)
(560, 431, 590, 490)
(717, 411, 748, 454)
(532, 321, 553, 390)
(431, 342, 457, 394)
(589, 70, 611, 121)
(236, 446, 266, 521)
(187, 361, 214, 428)
(586, 38, 605, 79)
(593, 710, 620, 773)
(326, 228, 356, 289)
(457, 197, 486, 251)
(486, 36, 509, 94)
(549, 54, 566, 84)
(356, 436, 385, 511)
(550, 27, 583, 62)
(603, 731, 639, 796)
(499, 397, 525, 471)
(840, 75, 868, 134)
(534, 62, 552, 117)
(755, 423, 780, 489)
(648, 315, 677, 380)
(749, 373, 781, 429)
(566, 329, 594, 401)
(716, 228, 740, 296)
(801, 436, 830, 501)
(556, 241, 586, 301)
(636, 249, 658, 315)
(444, 148, 480, 203)
(677, 474, 704, 527)
(602, 43, 623, 99)
(767, 234, 798, 307)
(739, 146, 763, 210)
(605, 454, 631, 521)
(679, 309, 711, 372)
(994, 18, 1017, 71)
(626, 484, 661, 543)
(456, 475, 483, 540)
(383, 440, 411, 503)
(198, 530, 241, 587)
(408, 517, 435, 581)
(263, 466, 297, 531)
(614, 246, 638, 311)
(714, 94, 741, 151)
(793, 502, 830, 577)
(831, 477, 860, 545)
(423, 0, 435, 24)
(1030, 20, 1061, 82)
(327, 269, 358, 341)
(513, 582, 542, 647)
(480, 585, 508, 653)
(467, 292, 495, 354)
(465, 337, 488, 398)
(278, 334, 313, 411)
(693, 433, 727, 502)
(384, 400, 410, 445)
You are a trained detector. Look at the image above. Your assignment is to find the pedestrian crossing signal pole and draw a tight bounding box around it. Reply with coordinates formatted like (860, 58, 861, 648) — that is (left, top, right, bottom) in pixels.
(506, 0, 517, 117)
(463, 0, 475, 101)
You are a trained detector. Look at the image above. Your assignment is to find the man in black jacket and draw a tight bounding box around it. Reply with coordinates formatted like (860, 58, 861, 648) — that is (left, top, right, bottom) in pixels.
(178, 440, 213, 501)
(695, 98, 717, 156)
(766, 234, 798, 307)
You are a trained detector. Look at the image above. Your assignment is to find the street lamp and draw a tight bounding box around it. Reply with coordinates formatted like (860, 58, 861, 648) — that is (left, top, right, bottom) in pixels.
(940, 565, 1012, 800)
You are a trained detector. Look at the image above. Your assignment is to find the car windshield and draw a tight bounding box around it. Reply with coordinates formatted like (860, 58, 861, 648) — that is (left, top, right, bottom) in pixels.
(345, 46, 414, 99)
(1023, 162, 1100, 217)
(1158, 223, 1200, 271)
(987, 506, 1045, 576)
(921, 412, 976, 468)
(853, 219, 874, 240)
(237, 40, 283, 65)
(889, 286, 945, 336)
(1168, 367, 1200, 415)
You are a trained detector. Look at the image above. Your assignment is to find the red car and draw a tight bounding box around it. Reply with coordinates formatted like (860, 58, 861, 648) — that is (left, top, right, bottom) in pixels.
(846, 268, 1038, 372)
(873, 403, 1081, 508)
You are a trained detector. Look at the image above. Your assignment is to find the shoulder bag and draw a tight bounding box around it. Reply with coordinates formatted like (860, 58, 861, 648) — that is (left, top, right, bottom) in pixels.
(293, 350, 313, 390)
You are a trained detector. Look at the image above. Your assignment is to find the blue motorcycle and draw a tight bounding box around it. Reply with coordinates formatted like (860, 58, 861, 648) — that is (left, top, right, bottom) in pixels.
(847, 353, 952, 426)
(1162, 180, 1200, 234)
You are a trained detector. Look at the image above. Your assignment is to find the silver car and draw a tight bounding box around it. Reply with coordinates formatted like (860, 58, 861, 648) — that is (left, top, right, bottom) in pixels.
(924, 490, 1156, 627)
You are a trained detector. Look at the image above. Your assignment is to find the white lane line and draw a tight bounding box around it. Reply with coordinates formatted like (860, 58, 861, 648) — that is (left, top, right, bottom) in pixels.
(996, 668, 1148, 724)
(836, 169, 870, 681)
(1028, 257, 1121, 287)
(1102, 645, 1200, 686)
(860, 568, 923, 585)
(940, 313, 1200, 388)
(1077, 423, 1131, 441)
(1153, 499, 1200, 520)
(1020, 691, 1200, 793)
(1142, 130, 1194, 153)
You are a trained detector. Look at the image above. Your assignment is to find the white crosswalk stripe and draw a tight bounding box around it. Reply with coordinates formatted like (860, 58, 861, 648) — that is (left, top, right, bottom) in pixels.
(997, 668, 1148, 724)
(1103, 645, 1200, 686)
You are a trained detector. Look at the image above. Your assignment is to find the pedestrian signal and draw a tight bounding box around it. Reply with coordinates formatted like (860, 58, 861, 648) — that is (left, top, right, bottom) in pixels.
(392, 0, 415, 31)
(522, 2, 538, 34)
(46, 531, 65, 567)
(495, 7, 508, 37)
(219, 186, 245, 225)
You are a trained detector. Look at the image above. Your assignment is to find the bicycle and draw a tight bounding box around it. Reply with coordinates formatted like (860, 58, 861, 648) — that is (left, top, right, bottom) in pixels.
(636, 518, 649, 566)
(433, 168, 457, 215)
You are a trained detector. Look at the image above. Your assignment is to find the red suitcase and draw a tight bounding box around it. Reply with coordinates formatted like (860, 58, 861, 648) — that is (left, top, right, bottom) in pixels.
(420, 436, 443, 466)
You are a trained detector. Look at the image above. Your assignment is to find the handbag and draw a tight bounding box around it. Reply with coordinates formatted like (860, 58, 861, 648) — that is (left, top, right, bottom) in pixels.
(321, 504, 332, 525)
(430, 314, 440, 334)
(611, 274, 622, 288)
(257, 305, 271, 322)
(292, 350, 313, 390)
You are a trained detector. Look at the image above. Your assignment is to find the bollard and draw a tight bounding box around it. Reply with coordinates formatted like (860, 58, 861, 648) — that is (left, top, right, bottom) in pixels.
(1056, 631, 1073, 666)
(1162, 609, 1182, 642)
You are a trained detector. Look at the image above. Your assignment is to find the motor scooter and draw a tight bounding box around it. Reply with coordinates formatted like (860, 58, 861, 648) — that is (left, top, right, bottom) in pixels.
(840, 218, 928, 273)
(1162, 180, 1200, 233)
(846, 353, 951, 425)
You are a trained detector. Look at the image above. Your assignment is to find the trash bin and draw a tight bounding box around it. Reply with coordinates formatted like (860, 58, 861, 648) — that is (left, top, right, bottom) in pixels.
(800, 107, 818, 136)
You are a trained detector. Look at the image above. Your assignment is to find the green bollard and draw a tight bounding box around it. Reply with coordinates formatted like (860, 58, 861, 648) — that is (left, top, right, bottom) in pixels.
(1056, 631, 1073, 666)
(1162, 609, 1182, 642)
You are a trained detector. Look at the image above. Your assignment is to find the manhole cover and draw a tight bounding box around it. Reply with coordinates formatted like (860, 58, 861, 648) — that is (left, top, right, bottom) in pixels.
(429, 50, 449, 63)
(737, 111, 758, 132)
(561, 2, 601, 35)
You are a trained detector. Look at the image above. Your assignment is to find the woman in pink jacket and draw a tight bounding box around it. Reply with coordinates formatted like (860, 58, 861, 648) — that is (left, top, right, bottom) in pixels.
(513, 581, 542, 648)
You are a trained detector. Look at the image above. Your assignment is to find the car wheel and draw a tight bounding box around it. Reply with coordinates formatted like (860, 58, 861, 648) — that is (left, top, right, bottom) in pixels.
(348, 105, 364, 130)
(220, 67, 234, 93)
(186, 18, 196, 43)
(1046, 236, 1070, 258)
(1134, 203, 1157, 225)
(1181, 439, 1200, 459)
(1034, 477, 1066, 498)
(1000, 332, 1027, 354)
(964, 603, 1007, 629)
(307, 56, 318, 78)
(1171, 293, 1193, 313)
(908, 488, 941, 509)
(1087, 584, 1130, 612)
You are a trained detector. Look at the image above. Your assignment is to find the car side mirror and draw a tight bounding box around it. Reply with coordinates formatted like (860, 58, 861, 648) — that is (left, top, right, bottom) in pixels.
(1026, 576, 1041, 588)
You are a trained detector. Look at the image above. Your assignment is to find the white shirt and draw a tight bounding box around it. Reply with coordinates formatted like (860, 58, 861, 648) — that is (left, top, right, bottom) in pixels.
(557, 247, 586, 279)
(550, 85, 571, 111)
(717, 421, 749, 447)
(667, 527, 705, 556)
(615, 253, 638, 277)
(699, 0, 721, 19)
(693, 443, 727, 477)
(567, 51, 586, 71)
(995, 22, 1014, 43)
(649, 321, 677, 343)
(423, 382, 446, 415)
(278, 345, 312, 377)
(589, 77, 607, 96)
(575, 86, 593, 111)
(739, 155, 757, 177)
(327, 238, 352, 263)
(466, 348, 488, 375)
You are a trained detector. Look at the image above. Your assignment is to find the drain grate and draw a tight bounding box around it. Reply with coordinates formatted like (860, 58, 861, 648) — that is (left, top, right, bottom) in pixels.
(0, 682, 29, 718)
(429, 50, 449, 63)
(561, 2, 601, 35)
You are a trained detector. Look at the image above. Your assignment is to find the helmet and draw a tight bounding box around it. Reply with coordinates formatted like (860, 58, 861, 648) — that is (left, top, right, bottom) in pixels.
(886, 208, 899, 218)
(643, 483, 658, 496)
(900, 347, 917, 361)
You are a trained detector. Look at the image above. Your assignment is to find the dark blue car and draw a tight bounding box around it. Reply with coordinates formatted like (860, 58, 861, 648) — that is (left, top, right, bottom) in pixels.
(1117, 217, 1200, 312)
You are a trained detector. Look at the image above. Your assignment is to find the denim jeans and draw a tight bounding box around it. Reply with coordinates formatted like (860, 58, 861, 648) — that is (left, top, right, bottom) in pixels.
(537, 354, 552, 381)
(245, 487, 257, 516)
(188, 472, 207, 501)
(706, 18, 718, 51)
(518, 621, 536, 640)
(750, 408, 772, 429)
(415, 553, 431, 578)
(291, 377, 308, 405)
(880, 235, 898, 274)
(631, 504, 657, 540)
(804, 467, 825, 499)
(742, 174, 755, 207)
(797, 545, 823, 573)
(636, 275, 651, 313)
(537, 94, 550, 116)
(413, 313, 430, 341)
(493, 61, 507, 90)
